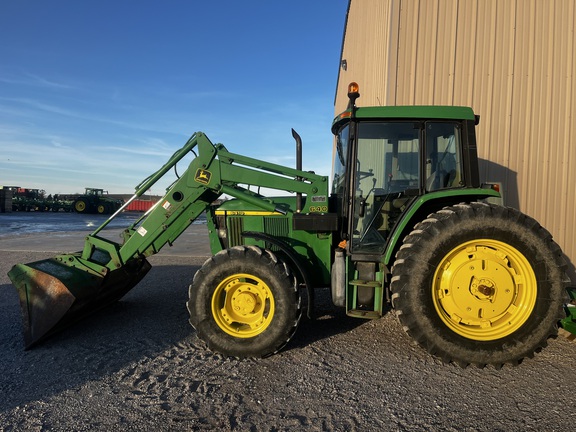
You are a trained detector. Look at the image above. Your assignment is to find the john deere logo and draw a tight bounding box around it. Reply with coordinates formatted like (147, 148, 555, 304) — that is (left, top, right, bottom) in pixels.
(195, 168, 212, 185)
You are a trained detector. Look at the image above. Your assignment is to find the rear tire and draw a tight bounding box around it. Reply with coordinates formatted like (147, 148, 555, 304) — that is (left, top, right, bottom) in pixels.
(391, 202, 567, 368)
(188, 246, 301, 358)
(74, 199, 87, 213)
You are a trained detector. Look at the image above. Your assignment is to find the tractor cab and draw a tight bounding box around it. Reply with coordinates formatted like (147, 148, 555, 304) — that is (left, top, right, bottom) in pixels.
(329, 83, 497, 319)
(331, 83, 482, 260)
(85, 188, 106, 196)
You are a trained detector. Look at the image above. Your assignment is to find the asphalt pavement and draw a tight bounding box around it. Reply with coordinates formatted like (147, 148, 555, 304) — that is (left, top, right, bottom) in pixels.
(0, 211, 211, 256)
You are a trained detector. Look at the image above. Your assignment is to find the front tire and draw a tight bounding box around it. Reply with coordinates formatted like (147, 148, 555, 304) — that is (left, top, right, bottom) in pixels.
(391, 202, 567, 368)
(188, 246, 301, 358)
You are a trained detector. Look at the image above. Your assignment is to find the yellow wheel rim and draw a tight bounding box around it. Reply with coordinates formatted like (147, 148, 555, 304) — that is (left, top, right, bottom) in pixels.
(211, 273, 275, 338)
(433, 239, 537, 341)
(97, 205, 105, 214)
(75, 201, 86, 212)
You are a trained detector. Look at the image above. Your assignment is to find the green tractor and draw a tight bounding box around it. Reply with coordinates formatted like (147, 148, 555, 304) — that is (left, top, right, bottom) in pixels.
(8, 83, 575, 367)
(73, 188, 123, 214)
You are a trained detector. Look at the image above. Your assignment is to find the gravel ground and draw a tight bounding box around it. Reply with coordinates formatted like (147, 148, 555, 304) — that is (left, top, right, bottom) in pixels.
(1, 237, 575, 431)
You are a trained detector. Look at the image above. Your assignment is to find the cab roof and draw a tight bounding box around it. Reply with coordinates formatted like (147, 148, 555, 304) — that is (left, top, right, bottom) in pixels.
(332, 105, 476, 134)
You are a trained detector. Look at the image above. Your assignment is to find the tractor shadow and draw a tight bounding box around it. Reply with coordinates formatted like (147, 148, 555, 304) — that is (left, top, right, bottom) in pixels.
(478, 158, 519, 208)
(286, 286, 375, 351)
(479, 158, 576, 289)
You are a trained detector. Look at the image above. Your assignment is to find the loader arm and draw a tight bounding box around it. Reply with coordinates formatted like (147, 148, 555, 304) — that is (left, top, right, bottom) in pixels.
(81, 132, 329, 269)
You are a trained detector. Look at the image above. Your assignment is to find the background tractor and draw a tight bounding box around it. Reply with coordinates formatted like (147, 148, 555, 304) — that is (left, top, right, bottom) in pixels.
(8, 83, 575, 368)
(72, 187, 123, 214)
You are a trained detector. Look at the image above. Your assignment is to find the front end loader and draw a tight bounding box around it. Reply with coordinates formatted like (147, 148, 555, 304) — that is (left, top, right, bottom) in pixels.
(8, 82, 576, 367)
(8, 131, 334, 350)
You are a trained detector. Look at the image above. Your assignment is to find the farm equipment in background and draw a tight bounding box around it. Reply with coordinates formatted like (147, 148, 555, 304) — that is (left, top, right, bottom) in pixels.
(10, 188, 73, 212)
(8, 83, 575, 368)
(73, 188, 123, 214)
(10, 188, 45, 212)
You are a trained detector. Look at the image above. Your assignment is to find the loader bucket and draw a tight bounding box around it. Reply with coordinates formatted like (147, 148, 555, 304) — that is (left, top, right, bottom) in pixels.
(8, 256, 151, 348)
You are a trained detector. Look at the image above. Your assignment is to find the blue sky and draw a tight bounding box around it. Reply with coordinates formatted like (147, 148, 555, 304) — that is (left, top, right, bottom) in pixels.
(0, 1, 348, 195)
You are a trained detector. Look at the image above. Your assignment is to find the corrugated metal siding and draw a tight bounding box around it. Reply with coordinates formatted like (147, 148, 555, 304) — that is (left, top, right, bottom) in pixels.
(336, 0, 576, 265)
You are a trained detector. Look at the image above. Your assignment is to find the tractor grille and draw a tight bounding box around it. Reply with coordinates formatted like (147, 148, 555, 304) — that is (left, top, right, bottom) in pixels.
(263, 217, 289, 251)
(228, 217, 244, 247)
(264, 217, 289, 237)
(227, 216, 289, 249)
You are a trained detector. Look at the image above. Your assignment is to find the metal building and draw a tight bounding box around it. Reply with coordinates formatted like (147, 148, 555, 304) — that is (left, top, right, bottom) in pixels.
(335, 0, 576, 272)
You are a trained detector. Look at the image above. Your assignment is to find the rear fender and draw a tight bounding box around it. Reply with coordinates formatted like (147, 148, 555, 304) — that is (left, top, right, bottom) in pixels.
(383, 188, 500, 265)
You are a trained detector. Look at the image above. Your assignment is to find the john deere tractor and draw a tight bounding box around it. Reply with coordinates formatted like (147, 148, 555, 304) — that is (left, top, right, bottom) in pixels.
(8, 83, 575, 368)
(73, 188, 123, 214)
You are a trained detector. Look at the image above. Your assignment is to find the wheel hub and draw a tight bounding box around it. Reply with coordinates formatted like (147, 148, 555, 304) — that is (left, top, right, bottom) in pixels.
(470, 277, 496, 299)
(232, 289, 261, 315)
(211, 273, 275, 338)
(433, 240, 537, 340)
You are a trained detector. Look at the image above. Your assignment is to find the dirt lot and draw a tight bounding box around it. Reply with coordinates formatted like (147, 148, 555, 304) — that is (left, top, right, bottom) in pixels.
(1, 230, 575, 431)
